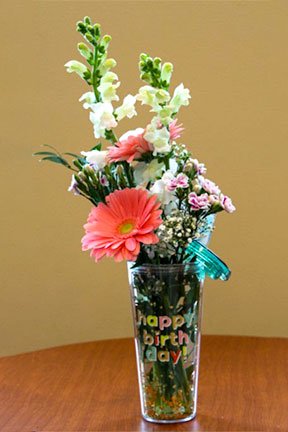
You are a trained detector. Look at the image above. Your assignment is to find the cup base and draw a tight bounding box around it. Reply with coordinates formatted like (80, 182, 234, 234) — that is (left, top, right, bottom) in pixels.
(142, 411, 196, 424)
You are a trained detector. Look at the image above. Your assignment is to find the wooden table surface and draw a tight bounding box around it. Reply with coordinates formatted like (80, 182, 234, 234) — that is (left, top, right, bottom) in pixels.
(0, 336, 287, 432)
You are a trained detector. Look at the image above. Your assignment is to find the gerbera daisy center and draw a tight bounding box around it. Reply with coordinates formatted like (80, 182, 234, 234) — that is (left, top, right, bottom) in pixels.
(118, 219, 136, 235)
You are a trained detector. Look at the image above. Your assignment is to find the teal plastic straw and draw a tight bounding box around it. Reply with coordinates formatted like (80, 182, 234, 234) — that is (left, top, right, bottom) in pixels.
(185, 240, 231, 281)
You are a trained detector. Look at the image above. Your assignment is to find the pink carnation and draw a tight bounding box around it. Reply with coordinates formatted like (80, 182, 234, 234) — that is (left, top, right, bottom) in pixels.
(220, 195, 236, 213)
(188, 192, 210, 211)
(81, 188, 162, 262)
(202, 179, 221, 195)
(191, 159, 207, 175)
(167, 173, 189, 191)
(108, 128, 152, 163)
(176, 173, 189, 188)
(209, 194, 220, 205)
(169, 119, 184, 140)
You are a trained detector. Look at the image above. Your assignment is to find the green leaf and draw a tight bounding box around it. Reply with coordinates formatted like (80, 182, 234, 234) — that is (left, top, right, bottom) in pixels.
(42, 144, 61, 153)
(33, 151, 56, 156)
(185, 365, 194, 381)
(90, 143, 102, 151)
(63, 152, 81, 158)
(41, 156, 70, 167)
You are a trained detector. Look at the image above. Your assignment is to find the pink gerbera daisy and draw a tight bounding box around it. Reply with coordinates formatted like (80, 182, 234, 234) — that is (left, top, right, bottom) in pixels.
(108, 128, 152, 163)
(81, 188, 162, 262)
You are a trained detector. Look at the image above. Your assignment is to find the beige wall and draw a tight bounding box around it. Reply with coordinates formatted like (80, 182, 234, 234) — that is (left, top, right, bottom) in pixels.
(1, 1, 287, 356)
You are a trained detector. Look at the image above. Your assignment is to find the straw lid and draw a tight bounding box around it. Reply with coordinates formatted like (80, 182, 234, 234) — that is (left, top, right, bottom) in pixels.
(185, 240, 231, 281)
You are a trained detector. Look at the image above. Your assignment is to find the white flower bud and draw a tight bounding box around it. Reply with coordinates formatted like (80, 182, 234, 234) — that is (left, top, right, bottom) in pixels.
(64, 60, 88, 78)
(161, 62, 173, 84)
(99, 58, 117, 75)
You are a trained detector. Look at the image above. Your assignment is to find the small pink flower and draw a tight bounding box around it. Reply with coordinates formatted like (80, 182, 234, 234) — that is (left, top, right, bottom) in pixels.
(209, 194, 220, 205)
(169, 119, 184, 140)
(220, 195, 236, 213)
(166, 173, 189, 191)
(167, 178, 178, 192)
(188, 192, 210, 211)
(176, 173, 189, 188)
(191, 159, 207, 175)
(202, 179, 221, 195)
(108, 128, 152, 163)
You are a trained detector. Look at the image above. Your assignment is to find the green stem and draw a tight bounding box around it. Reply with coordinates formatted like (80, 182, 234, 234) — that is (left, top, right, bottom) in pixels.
(78, 191, 97, 206)
(92, 44, 101, 102)
(106, 129, 118, 144)
(123, 161, 134, 187)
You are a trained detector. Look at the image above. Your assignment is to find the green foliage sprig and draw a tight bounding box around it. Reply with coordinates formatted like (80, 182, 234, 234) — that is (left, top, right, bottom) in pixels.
(33, 145, 82, 171)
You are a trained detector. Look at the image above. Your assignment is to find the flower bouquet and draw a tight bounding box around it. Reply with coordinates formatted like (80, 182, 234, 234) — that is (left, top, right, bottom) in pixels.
(34, 17, 235, 424)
